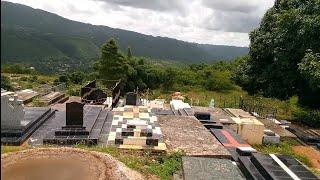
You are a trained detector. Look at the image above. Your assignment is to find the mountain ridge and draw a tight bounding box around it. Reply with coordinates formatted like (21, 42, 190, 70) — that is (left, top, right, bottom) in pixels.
(1, 1, 249, 67)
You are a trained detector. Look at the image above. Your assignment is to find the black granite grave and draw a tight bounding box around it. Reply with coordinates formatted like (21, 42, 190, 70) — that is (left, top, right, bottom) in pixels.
(81, 80, 108, 104)
(203, 123, 223, 129)
(1, 107, 55, 146)
(42, 102, 110, 146)
(250, 153, 318, 180)
(126, 92, 137, 105)
(194, 112, 211, 120)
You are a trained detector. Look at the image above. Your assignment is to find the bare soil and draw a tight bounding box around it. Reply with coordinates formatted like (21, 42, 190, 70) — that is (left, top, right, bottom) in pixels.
(293, 145, 320, 169)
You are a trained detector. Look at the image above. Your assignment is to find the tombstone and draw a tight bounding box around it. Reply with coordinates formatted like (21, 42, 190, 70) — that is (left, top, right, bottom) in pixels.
(194, 112, 211, 120)
(126, 92, 137, 105)
(1, 94, 24, 130)
(55, 101, 89, 136)
(65, 101, 85, 128)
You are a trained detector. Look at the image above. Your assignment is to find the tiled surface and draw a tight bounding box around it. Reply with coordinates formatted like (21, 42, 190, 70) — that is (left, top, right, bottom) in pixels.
(107, 105, 166, 151)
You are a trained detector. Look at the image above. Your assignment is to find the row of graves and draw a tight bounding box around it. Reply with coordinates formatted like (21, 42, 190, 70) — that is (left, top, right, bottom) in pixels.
(1, 85, 319, 179)
(149, 93, 319, 180)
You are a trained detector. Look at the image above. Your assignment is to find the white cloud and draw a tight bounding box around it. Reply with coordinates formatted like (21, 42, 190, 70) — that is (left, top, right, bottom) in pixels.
(3, 0, 274, 46)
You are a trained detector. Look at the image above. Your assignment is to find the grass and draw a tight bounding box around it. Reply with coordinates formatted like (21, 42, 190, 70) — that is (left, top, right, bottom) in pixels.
(74, 145, 184, 180)
(151, 87, 301, 121)
(253, 139, 312, 167)
(1, 145, 28, 154)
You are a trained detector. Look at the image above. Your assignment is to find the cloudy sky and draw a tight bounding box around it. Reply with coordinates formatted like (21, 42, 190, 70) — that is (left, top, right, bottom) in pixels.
(4, 0, 274, 47)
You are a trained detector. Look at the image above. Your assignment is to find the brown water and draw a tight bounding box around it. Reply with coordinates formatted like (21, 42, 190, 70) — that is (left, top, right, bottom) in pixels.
(2, 158, 92, 180)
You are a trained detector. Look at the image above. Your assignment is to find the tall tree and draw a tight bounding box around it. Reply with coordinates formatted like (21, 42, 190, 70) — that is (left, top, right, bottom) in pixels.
(242, 0, 320, 107)
(94, 39, 129, 81)
(127, 46, 132, 60)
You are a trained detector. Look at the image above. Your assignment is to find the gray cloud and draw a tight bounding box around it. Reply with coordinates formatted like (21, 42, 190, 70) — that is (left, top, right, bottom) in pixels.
(202, 0, 259, 13)
(200, 0, 269, 33)
(95, 0, 187, 12)
(203, 10, 261, 33)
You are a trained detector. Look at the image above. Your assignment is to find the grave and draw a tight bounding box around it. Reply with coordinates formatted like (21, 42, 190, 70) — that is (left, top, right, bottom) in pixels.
(262, 129, 280, 144)
(1, 94, 55, 145)
(158, 115, 230, 157)
(210, 128, 256, 161)
(37, 91, 65, 105)
(288, 124, 320, 145)
(225, 108, 265, 144)
(42, 101, 111, 146)
(107, 106, 166, 151)
(125, 92, 138, 105)
(246, 153, 319, 180)
(194, 112, 211, 120)
(16, 89, 39, 104)
(182, 157, 245, 180)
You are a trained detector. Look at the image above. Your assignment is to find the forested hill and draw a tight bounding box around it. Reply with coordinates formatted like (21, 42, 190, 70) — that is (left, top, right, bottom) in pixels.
(1, 1, 248, 65)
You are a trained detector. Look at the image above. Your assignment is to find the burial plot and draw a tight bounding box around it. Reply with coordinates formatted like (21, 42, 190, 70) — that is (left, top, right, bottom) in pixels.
(244, 153, 319, 180)
(182, 157, 245, 180)
(42, 101, 110, 146)
(107, 105, 166, 151)
(158, 115, 229, 157)
(1, 94, 55, 145)
(210, 128, 256, 161)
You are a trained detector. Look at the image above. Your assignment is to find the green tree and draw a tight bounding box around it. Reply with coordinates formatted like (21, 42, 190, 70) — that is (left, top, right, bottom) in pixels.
(1, 75, 13, 90)
(127, 46, 132, 59)
(243, 0, 320, 107)
(95, 39, 130, 81)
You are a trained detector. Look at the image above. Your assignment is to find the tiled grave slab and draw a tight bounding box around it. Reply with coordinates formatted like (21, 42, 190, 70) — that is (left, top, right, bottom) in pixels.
(182, 157, 245, 180)
(1, 107, 55, 145)
(108, 105, 166, 151)
(158, 115, 229, 157)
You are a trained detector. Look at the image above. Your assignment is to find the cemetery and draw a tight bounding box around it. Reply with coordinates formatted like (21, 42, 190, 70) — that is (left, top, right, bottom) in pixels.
(1, 84, 319, 179)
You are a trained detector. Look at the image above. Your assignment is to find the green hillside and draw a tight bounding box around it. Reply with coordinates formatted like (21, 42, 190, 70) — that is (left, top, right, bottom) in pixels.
(1, 1, 248, 71)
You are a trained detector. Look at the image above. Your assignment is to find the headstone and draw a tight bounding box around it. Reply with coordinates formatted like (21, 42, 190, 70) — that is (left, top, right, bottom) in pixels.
(209, 99, 215, 108)
(126, 92, 137, 105)
(65, 102, 85, 127)
(1, 94, 24, 130)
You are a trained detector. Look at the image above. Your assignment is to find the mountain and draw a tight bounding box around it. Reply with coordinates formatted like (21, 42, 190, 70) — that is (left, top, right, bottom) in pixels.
(1, 1, 248, 71)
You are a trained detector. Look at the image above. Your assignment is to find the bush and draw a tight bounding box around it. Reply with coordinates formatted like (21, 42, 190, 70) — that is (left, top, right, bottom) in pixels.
(1, 75, 13, 90)
(294, 109, 320, 128)
(204, 71, 234, 91)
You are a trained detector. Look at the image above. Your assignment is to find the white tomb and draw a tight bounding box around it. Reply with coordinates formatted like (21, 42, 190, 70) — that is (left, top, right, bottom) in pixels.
(1, 94, 25, 130)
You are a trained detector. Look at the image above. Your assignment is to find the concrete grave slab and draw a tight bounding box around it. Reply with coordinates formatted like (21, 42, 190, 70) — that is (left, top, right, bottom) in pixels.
(158, 115, 230, 157)
(182, 157, 245, 180)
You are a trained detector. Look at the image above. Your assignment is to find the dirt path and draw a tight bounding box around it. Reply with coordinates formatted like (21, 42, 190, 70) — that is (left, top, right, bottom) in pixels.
(293, 146, 320, 169)
(1, 147, 144, 180)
